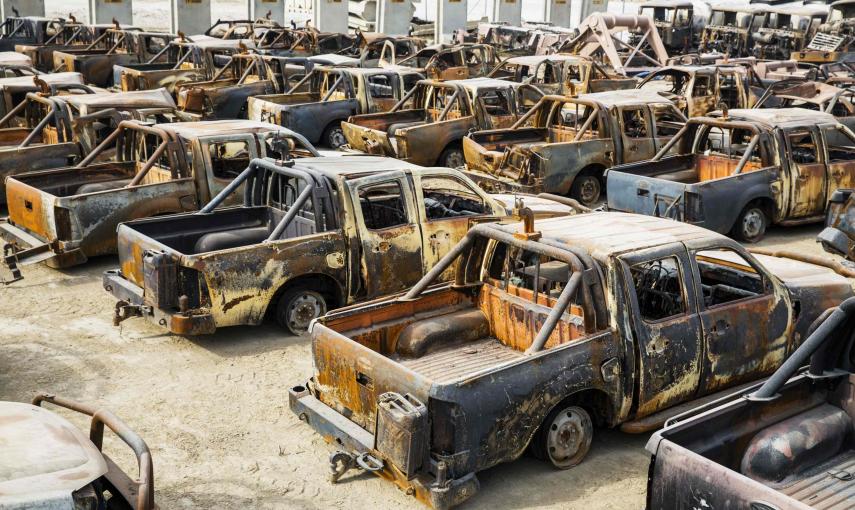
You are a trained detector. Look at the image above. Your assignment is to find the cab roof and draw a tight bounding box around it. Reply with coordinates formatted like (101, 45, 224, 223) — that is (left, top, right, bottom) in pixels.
(491, 212, 726, 261)
(578, 89, 675, 107)
(503, 54, 587, 66)
(158, 120, 282, 138)
(59, 88, 175, 110)
(291, 155, 423, 179)
(0, 72, 84, 88)
(444, 77, 520, 91)
(709, 107, 838, 128)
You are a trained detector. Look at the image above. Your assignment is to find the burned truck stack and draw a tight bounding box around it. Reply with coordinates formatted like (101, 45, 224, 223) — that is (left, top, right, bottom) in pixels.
(4, 3, 855, 509)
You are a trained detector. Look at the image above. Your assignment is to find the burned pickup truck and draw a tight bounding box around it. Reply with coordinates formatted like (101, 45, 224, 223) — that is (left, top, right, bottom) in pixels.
(0, 393, 154, 510)
(289, 211, 852, 509)
(608, 108, 855, 242)
(637, 65, 763, 117)
(0, 120, 317, 281)
(463, 90, 686, 205)
(0, 87, 179, 203)
(248, 67, 424, 148)
(102, 157, 544, 335)
(343, 78, 524, 167)
(646, 296, 855, 510)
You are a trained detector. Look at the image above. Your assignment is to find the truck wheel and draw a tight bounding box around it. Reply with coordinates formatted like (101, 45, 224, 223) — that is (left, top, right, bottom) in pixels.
(276, 286, 328, 335)
(732, 204, 768, 243)
(535, 405, 593, 469)
(569, 174, 602, 206)
(323, 124, 347, 149)
(439, 146, 465, 168)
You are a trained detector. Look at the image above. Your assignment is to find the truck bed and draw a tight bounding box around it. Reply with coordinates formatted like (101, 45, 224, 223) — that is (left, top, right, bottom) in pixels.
(398, 337, 523, 384)
(10, 162, 136, 198)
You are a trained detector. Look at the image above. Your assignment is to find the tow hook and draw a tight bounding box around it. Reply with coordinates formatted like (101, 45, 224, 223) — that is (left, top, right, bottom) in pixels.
(1, 243, 22, 285)
(329, 450, 383, 483)
(113, 300, 149, 326)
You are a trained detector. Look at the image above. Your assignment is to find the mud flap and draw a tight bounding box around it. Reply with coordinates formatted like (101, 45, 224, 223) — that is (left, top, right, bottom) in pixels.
(0, 221, 54, 284)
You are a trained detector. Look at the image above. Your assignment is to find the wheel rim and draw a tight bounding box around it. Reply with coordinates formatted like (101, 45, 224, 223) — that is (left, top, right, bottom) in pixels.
(742, 208, 765, 239)
(328, 128, 346, 148)
(286, 292, 327, 332)
(444, 150, 465, 168)
(546, 406, 592, 468)
(578, 176, 601, 205)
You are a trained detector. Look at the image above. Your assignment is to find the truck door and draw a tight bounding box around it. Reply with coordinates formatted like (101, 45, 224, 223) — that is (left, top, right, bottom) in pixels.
(619, 246, 703, 417)
(414, 171, 496, 280)
(365, 73, 398, 113)
(349, 172, 424, 299)
(689, 246, 790, 395)
(198, 133, 259, 207)
(619, 105, 656, 163)
(820, 123, 855, 197)
(650, 104, 685, 154)
(687, 72, 716, 117)
(786, 129, 827, 218)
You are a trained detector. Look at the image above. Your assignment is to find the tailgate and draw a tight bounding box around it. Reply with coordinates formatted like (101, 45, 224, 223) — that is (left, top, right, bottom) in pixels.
(0, 143, 80, 203)
(342, 122, 395, 155)
(116, 222, 182, 288)
(312, 324, 431, 433)
(607, 169, 693, 220)
(5, 178, 57, 241)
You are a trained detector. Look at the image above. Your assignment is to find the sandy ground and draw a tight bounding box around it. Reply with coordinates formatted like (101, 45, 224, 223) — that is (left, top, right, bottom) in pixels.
(0, 219, 835, 509)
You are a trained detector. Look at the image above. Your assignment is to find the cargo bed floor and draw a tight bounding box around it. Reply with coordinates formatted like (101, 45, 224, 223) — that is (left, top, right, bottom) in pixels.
(780, 449, 855, 509)
(398, 338, 522, 383)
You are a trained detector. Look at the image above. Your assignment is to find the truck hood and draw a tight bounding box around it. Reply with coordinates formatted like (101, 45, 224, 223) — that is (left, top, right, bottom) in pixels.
(752, 252, 854, 338)
(0, 402, 107, 507)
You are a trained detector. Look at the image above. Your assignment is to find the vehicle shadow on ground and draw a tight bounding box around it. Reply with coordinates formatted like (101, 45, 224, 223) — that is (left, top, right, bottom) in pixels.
(182, 323, 310, 358)
(464, 429, 651, 509)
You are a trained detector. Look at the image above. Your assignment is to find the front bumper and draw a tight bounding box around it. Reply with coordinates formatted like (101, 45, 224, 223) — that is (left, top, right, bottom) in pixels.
(102, 269, 216, 335)
(288, 383, 479, 510)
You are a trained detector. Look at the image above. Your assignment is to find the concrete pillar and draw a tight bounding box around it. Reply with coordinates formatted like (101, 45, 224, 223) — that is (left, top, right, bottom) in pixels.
(2, 0, 43, 19)
(545, 0, 571, 28)
(171, 0, 212, 36)
(89, 0, 133, 24)
(252, 0, 285, 24)
(435, 0, 466, 43)
(312, 0, 347, 32)
(377, 0, 413, 35)
(492, 0, 521, 25)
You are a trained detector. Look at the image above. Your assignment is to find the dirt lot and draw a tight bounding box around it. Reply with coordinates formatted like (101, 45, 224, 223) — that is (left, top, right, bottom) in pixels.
(0, 222, 835, 509)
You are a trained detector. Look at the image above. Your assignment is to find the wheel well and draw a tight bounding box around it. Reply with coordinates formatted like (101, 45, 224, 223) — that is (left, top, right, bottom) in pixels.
(323, 119, 346, 136)
(564, 164, 606, 196)
(435, 140, 463, 165)
(267, 274, 343, 318)
(745, 197, 775, 219)
(549, 389, 614, 428)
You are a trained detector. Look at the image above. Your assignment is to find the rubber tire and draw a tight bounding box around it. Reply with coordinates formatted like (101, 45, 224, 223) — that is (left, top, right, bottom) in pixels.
(569, 173, 602, 207)
(323, 123, 347, 149)
(438, 146, 465, 168)
(532, 404, 593, 469)
(275, 286, 329, 335)
(732, 204, 768, 243)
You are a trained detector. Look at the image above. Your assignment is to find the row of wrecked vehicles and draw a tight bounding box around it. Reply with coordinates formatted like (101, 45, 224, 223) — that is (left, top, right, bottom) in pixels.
(5, 8, 855, 510)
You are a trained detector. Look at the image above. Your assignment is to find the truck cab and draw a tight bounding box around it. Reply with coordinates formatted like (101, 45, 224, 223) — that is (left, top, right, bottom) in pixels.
(288, 212, 851, 509)
(634, 0, 695, 53)
(699, 5, 768, 58)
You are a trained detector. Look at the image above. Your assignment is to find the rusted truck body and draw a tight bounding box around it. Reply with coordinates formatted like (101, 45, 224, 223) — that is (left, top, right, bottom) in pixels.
(819, 188, 855, 262)
(343, 78, 524, 167)
(607, 108, 855, 242)
(699, 5, 768, 58)
(111, 36, 252, 95)
(102, 157, 564, 335)
(289, 211, 852, 509)
(637, 65, 763, 117)
(754, 79, 855, 120)
(0, 393, 154, 510)
(357, 34, 425, 67)
(248, 67, 424, 148)
(0, 120, 317, 280)
(379, 43, 500, 80)
(52, 29, 175, 88)
(13, 18, 94, 71)
(0, 88, 179, 204)
(752, 4, 829, 61)
(173, 53, 278, 120)
(633, 0, 695, 53)
(487, 54, 635, 100)
(0, 16, 65, 51)
(646, 296, 855, 510)
(462, 90, 686, 205)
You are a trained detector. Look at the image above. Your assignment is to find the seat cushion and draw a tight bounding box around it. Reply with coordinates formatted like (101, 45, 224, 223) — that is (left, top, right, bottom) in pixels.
(395, 308, 490, 359)
(193, 227, 269, 253)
